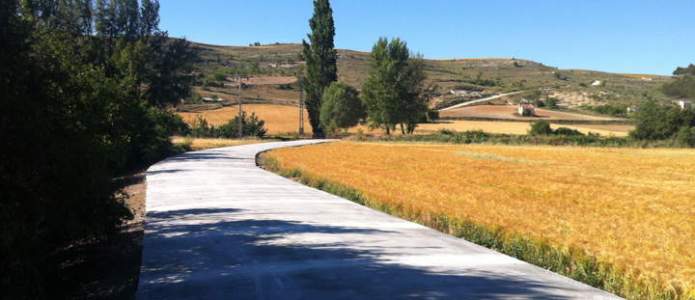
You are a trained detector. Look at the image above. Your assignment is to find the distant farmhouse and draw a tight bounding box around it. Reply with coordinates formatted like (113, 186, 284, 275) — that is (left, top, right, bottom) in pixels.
(518, 100, 536, 117)
(677, 100, 692, 111)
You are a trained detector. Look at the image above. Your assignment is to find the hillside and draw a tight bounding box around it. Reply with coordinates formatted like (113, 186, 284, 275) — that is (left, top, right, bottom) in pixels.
(187, 41, 673, 113)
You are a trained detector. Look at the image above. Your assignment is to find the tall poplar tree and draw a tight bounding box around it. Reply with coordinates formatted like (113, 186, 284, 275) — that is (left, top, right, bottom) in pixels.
(302, 0, 337, 138)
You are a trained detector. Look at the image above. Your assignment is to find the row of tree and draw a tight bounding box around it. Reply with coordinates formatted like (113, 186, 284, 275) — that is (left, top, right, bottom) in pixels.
(302, 0, 430, 137)
(1, 0, 196, 297)
(628, 65, 695, 146)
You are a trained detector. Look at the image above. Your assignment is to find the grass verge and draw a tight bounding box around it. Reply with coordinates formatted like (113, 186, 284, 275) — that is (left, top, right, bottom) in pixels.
(258, 153, 693, 300)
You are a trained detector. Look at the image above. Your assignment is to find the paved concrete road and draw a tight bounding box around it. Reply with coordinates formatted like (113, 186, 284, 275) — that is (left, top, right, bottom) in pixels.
(137, 140, 620, 300)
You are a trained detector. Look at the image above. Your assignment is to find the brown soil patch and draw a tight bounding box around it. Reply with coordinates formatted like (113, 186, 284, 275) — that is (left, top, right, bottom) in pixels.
(229, 75, 297, 86)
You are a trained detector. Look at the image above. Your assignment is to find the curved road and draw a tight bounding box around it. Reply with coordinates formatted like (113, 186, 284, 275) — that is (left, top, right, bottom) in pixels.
(137, 140, 620, 299)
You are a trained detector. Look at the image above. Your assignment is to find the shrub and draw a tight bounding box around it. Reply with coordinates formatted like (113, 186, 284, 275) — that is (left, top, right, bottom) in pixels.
(588, 104, 628, 118)
(218, 112, 267, 138)
(191, 113, 267, 139)
(675, 126, 695, 147)
(545, 97, 559, 109)
(554, 127, 584, 136)
(190, 115, 215, 137)
(529, 120, 554, 135)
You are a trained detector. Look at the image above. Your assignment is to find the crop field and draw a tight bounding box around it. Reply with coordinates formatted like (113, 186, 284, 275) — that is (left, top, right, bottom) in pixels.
(171, 136, 270, 151)
(439, 104, 623, 121)
(263, 142, 695, 298)
(178, 104, 312, 135)
(416, 120, 632, 137)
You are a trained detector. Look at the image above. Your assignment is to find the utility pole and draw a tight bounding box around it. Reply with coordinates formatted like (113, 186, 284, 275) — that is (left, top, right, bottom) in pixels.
(298, 76, 305, 136)
(237, 74, 243, 138)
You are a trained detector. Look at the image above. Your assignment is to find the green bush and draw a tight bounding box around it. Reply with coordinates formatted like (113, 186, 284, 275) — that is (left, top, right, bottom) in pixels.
(218, 112, 267, 138)
(190, 113, 267, 138)
(545, 97, 559, 109)
(320, 82, 364, 134)
(554, 127, 584, 136)
(529, 120, 554, 135)
(587, 104, 628, 118)
(190, 115, 215, 137)
(675, 126, 695, 147)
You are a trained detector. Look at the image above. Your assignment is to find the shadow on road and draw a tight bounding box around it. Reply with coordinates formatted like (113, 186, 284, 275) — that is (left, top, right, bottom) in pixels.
(138, 208, 574, 299)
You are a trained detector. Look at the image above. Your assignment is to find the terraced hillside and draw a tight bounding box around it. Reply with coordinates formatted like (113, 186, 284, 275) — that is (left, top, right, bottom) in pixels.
(187, 41, 672, 110)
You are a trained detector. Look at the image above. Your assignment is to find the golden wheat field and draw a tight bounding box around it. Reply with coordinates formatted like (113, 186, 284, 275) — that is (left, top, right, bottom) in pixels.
(265, 142, 695, 294)
(171, 136, 269, 151)
(178, 104, 312, 135)
(415, 120, 631, 137)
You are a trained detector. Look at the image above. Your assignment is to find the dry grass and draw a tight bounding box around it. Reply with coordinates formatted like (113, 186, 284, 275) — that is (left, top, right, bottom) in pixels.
(171, 136, 269, 151)
(265, 142, 695, 297)
(178, 104, 312, 135)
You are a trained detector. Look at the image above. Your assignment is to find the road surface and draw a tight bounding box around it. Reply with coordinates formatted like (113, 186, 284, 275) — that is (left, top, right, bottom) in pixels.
(439, 91, 525, 112)
(136, 140, 620, 299)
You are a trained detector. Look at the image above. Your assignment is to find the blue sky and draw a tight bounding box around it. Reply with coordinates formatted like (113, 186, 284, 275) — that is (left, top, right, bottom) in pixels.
(160, 1, 694, 75)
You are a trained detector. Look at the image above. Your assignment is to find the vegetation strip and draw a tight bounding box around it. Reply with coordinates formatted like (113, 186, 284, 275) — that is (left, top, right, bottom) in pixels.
(353, 129, 692, 148)
(259, 151, 693, 300)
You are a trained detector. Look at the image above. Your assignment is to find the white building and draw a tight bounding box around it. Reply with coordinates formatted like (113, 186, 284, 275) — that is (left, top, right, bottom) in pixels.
(518, 103, 536, 117)
(677, 100, 692, 110)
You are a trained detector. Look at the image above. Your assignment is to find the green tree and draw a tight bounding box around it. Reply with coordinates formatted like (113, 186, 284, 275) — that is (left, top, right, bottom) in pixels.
(673, 64, 695, 76)
(140, 0, 159, 36)
(2, 1, 197, 296)
(320, 82, 365, 134)
(662, 73, 695, 99)
(630, 100, 691, 140)
(302, 0, 337, 138)
(2, 4, 128, 297)
(361, 37, 428, 135)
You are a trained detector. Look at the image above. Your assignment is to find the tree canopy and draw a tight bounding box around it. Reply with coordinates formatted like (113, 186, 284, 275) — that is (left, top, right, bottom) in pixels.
(1, 0, 196, 297)
(630, 100, 695, 141)
(361, 37, 429, 135)
(320, 82, 365, 134)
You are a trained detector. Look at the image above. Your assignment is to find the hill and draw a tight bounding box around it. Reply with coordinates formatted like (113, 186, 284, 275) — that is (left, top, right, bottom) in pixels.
(187, 41, 672, 112)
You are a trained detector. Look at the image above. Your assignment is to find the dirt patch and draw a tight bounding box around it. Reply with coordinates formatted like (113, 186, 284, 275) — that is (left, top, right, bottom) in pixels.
(228, 75, 297, 86)
(549, 91, 599, 107)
